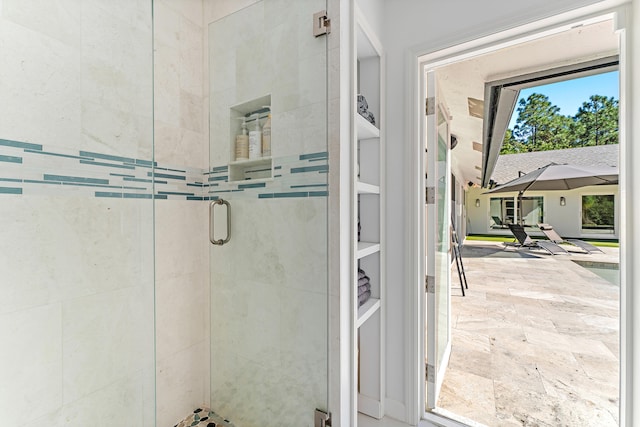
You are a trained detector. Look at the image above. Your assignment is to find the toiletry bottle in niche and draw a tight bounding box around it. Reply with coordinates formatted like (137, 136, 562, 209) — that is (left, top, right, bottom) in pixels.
(262, 112, 271, 157)
(248, 113, 262, 159)
(235, 117, 249, 160)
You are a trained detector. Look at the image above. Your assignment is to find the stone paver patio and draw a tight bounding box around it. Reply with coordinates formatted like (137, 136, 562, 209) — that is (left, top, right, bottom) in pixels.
(437, 240, 620, 427)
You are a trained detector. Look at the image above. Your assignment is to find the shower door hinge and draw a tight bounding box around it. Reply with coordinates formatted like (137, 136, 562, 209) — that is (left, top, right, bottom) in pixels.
(315, 409, 331, 427)
(426, 97, 435, 116)
(313, 10, 331, 37)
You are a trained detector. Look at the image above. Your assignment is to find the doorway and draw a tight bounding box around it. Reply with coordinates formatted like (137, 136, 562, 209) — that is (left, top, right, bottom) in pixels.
(419, 10, 626, 427)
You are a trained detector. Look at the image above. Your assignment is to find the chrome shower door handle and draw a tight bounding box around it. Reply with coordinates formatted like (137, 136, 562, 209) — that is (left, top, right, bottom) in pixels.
(209, 199, 231, 245)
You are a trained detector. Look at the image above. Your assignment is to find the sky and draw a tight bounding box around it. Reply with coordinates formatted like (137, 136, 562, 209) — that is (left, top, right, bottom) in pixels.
(508, 71, 619, 129)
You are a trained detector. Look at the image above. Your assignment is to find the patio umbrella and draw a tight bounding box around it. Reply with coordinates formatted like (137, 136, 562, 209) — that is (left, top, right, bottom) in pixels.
(484, 163, 618, 225)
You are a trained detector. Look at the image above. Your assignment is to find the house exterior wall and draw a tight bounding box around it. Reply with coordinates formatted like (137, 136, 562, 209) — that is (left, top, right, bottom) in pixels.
(466, 185, 620, 239)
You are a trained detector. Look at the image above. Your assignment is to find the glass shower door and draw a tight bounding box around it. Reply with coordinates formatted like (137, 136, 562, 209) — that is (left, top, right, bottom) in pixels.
(0, 2, 155, 426)
(207, 1, 329, 425)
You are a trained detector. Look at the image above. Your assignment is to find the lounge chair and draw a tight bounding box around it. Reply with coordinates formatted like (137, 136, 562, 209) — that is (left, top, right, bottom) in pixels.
(491, 216, 508, 229)
(537, 223, 604, 254)
(507, 223, 568, 255)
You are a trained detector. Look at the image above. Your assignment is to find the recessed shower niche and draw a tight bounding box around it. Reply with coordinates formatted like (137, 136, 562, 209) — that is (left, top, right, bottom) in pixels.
(228, 94, 272, 182)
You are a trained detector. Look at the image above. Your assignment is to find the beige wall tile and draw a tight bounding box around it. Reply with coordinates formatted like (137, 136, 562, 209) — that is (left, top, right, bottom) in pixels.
(0, 304, 63, 425)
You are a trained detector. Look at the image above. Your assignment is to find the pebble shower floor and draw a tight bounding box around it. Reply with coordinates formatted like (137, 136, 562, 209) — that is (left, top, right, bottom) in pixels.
(175, 408, 235, 427)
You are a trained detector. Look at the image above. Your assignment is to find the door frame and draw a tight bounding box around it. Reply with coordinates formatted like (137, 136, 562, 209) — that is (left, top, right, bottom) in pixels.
(407, 4, 633, 426)
(424, 73, 453, 410)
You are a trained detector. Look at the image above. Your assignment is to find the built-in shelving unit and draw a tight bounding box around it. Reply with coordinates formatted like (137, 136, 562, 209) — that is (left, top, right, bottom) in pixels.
(352, 6, 385, 422)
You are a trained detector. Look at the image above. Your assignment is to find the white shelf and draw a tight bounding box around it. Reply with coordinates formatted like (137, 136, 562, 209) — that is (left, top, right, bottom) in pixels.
(229, 156, 272, 167)
(357, 181, 380, 194)
(356, 113, 380, 140)
(228, 157, 273, 182)
(357, 241, 380, 259)
(357, 298, 380, 328)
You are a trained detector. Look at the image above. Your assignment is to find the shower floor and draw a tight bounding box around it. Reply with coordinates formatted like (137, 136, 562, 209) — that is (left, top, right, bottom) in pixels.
(175, 408, 235, 427)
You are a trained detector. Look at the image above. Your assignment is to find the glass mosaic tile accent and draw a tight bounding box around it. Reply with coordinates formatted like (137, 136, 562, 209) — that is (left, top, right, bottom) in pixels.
(0, 137, 328, 200)
(175, 408, 235, 427)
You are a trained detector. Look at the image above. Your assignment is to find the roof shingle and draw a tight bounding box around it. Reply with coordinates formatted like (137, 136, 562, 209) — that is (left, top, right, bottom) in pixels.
(491, 144, 619, 185)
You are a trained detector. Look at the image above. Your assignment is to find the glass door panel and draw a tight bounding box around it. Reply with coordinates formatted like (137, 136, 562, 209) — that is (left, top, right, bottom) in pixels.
(0, 2, 155, 425)
(207, 1, 328, 425)
(425, 71, 451, 410)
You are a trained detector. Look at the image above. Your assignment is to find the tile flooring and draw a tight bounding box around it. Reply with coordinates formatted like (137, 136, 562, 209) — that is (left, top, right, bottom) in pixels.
(438, 240, 619, 426)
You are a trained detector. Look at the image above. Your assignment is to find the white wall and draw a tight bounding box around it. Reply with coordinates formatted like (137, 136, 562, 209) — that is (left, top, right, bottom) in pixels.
(379, 0, 631, 424)
(621, 1, 639, 424)
(328, 0, 352, 425)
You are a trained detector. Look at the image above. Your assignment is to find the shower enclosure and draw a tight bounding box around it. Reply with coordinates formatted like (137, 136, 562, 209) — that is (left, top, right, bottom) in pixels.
(207, 1, 329, 425)
(1, 1, 329, 426)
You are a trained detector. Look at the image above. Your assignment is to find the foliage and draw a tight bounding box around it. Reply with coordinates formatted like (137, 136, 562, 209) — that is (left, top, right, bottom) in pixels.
(500, 128, 526, 153)
(582, 195, 615, 228)
(573, 95, 619, 147)
(500, 93, 618, 154)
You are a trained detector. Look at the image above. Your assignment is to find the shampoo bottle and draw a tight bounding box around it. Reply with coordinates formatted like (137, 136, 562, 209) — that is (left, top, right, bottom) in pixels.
(235, 117, 249, 160)
(262, 112, 271, 157)
(248, 114, 262, 159)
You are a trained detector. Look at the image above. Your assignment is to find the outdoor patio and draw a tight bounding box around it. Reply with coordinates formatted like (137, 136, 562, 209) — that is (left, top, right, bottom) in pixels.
(438, 240, 620, 427)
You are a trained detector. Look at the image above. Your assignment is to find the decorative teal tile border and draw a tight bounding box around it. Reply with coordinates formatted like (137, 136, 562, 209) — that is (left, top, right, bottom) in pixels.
(0, 137, 328, 201)
(0, 155, 22, 164)
(0, 138, 42, 150)
(0, 187, 22, 194)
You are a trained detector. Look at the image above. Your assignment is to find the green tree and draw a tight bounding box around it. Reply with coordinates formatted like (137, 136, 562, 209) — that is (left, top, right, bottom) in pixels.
(573, 95, 619, 146)
(511, 94, 570, 151)
(548, 114, 573, 150)
(500, 129, 525, 154)
(504, 92, 618, 153)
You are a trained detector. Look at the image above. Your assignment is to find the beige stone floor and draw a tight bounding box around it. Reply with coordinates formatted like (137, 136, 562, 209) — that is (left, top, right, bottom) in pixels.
(438, 240, 620, 427)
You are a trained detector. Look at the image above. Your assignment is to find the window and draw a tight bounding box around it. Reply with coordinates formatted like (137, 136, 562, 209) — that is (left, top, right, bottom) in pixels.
(518, 196, 544, 226)
(582, 194, 615, 234)
(490, 196, 544, 228)
(489, 197, 514, 228)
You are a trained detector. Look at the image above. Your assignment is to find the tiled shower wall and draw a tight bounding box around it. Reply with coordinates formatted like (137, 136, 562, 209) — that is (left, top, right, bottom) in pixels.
(153, 1, 210, 425)
(0, 1, 156, 426)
